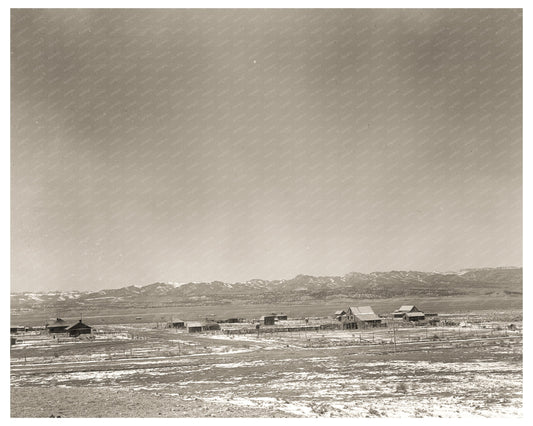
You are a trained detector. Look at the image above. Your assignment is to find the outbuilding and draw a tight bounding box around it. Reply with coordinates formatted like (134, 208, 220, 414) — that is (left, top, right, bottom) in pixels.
(202, 321, 221, 331)
(334, 310, 346, 320)
(10, 325, 25, 334)
(187, 322, 203, 333)
(260, 315, 276, 326)
(404, 312, 426, 322)
(169, 319, 185, 329)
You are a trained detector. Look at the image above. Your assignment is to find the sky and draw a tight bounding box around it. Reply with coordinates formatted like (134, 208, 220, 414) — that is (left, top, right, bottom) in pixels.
(11, 9, 522, 292)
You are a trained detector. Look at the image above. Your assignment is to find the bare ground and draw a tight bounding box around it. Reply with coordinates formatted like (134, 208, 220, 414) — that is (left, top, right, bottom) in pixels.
(11, 319, 522, 418)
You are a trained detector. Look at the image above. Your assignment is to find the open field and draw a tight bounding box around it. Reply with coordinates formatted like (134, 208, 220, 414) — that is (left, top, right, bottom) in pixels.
(10, 294, 522, 327)
(11, 309, 522, 418)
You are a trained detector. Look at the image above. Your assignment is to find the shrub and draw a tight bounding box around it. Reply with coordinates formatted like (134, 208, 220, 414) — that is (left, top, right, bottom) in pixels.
(396, 382, 408, 393)
(367, 407, 381, 417)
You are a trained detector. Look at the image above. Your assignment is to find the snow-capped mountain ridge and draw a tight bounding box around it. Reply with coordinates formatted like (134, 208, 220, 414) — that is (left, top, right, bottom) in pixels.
(10, 267, 522, 311)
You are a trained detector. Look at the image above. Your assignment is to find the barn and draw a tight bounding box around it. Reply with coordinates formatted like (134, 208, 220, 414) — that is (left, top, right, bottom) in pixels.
(46, 318, 69, 333)
(66, 320, 92, 337)
(342, 306, 382, 329)
(276, 314, 288, 321)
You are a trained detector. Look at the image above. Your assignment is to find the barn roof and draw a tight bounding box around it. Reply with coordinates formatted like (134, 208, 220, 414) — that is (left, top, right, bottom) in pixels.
(186, 321, 203, 328)
(355, 313, 381, 321)
(66, 321, 91, 330)
(346, 306, 381, 321)
(348, 306, 375, 315)
(397, 305, 418, 312)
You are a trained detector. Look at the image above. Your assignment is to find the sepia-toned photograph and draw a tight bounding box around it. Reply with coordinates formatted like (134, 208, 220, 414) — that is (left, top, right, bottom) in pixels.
(10, 8, 522, 418)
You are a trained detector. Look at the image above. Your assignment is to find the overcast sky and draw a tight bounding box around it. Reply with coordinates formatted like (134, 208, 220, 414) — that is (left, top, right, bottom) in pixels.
(11, 9, 522, 292)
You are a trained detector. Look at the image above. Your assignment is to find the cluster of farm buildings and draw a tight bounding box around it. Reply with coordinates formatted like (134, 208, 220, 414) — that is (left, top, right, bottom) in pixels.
(10, 318, 93, 338)
(164, 305, 437, 333)
(10, 305, 438, 341)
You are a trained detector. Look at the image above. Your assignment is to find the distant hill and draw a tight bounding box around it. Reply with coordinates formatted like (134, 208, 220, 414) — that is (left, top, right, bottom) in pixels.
(10, 267, 522, 312)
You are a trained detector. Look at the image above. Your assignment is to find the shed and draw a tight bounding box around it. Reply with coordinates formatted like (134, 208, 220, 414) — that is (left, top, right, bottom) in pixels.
(46, 318, 69, 333)
(202, 321, 221, 331)
(260, 315, 276, 326)
(10, 325, 25, 334)
(169, 319, 185, 329)
(404, 312, 425, 322)
(187, 322, 203, 333)
(66, 320, 92, 337)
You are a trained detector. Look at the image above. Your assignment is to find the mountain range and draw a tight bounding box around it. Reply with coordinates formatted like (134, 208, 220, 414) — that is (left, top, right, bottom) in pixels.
(10, 267, 522, 312)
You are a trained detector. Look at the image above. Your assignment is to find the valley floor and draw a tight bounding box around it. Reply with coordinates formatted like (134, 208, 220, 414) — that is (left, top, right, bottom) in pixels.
(11, 316, 522, 418)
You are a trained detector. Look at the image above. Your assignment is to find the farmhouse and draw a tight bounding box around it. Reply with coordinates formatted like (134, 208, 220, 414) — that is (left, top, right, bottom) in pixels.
(393, 305, 421, 318)
(45, 318, 69, 333)
(342, 306, 382, 329)
(334, 310, 346, 320)
(393, 305, 426, 321)
(66, 320, 92, 337)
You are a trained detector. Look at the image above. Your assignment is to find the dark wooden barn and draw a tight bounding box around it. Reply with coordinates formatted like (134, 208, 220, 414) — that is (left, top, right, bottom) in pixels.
(260, 315, 276, 326)
(66, 320, 92, 337)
